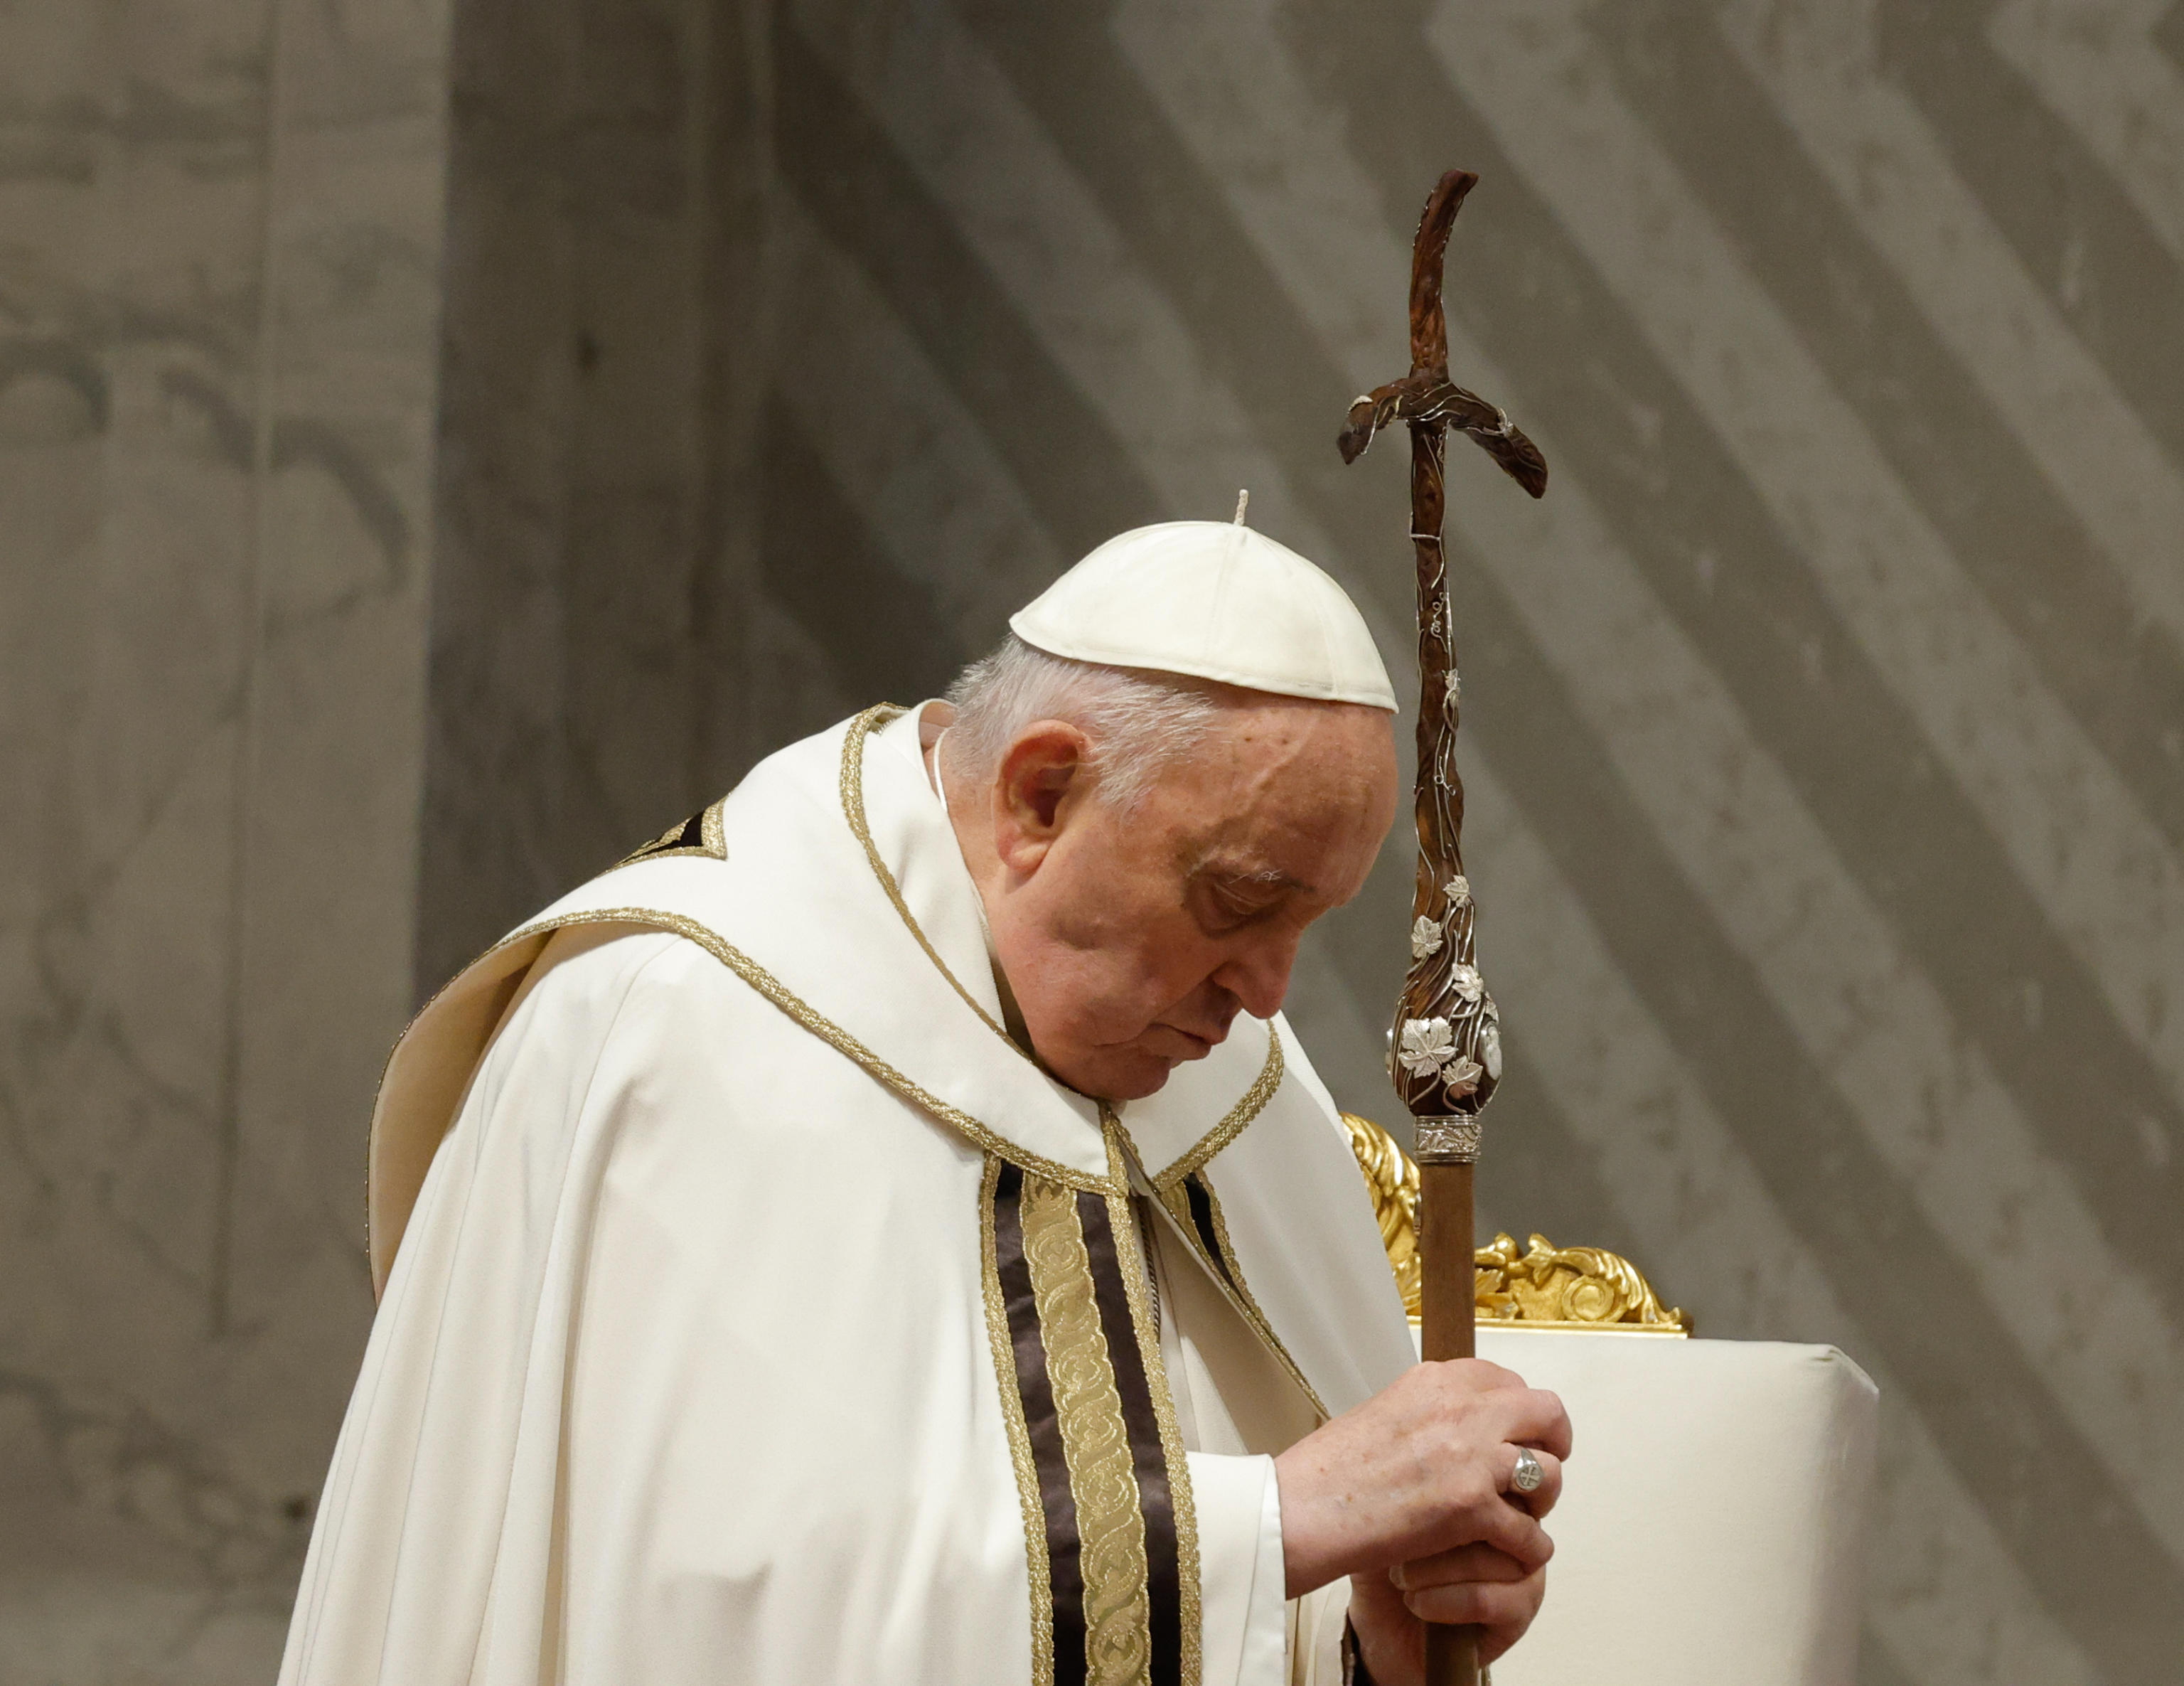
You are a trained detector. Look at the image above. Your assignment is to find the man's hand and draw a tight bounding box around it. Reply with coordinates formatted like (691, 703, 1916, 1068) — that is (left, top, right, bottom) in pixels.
(1275, 1358, 1570, 1594)
(1347, 1546, 1547, 1683)
(1273, 1358, 1569, 1676)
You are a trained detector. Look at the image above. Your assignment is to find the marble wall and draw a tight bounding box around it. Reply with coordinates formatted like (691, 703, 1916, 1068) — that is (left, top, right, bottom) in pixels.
(415, 0, 774, 984)
(0, 0, 452, 1677)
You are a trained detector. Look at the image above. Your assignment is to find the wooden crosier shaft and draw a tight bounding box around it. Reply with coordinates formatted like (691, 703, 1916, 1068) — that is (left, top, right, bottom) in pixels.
(1425, 1615, 1483, 1685)
(1417, 1162, 1476, 1366)
(1418, 1160, 1479, 1682)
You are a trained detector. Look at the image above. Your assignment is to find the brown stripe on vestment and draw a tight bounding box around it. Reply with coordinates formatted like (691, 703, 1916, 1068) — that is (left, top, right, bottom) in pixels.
(1178, 1175, 1236, 1292)
(994, 1163, 1084, 1685)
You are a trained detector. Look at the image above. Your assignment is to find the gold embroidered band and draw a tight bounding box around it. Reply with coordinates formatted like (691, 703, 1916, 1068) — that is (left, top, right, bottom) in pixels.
(987, 1144, 1200, 1686)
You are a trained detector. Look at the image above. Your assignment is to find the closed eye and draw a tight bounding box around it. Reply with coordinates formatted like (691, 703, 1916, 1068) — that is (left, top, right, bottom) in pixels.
(1212, 886, 1275, 922)
(1196, 866, 1305, 931)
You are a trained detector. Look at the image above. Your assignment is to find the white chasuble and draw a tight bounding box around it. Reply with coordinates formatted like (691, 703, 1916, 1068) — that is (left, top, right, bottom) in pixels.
(280, 706, 1416, 1686)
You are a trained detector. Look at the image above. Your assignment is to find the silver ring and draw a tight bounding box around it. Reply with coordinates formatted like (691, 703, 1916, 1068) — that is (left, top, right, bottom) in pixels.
(1510, 1447, 1544, 1494)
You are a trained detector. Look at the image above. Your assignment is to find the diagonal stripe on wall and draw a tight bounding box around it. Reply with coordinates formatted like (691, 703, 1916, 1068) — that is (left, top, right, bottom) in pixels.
(1601, 0, 2184, 855)
(1878, 0, 2184, 472)
(1438, 5, 2184, 1124)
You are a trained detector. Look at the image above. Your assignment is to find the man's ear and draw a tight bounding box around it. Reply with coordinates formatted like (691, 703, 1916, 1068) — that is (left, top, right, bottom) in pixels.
(992, 722, 1091, 875)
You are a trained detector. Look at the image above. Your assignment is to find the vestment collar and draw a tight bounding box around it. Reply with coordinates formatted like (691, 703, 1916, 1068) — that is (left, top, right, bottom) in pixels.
(843, 705, 1285, 1190)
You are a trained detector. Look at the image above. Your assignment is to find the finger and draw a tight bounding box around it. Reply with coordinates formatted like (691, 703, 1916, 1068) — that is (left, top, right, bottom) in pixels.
(1488, 1386, 1574, 1462)
(1390, 1543, 1529, 1592)
(1433, 1357, 1526, 1394)
(1472, 1498, 1554, 1572)
(1401, 1566, 1546, 1633)
(1479, 1602, 1546, 1667)
(1502, 1445, 1564, 1518)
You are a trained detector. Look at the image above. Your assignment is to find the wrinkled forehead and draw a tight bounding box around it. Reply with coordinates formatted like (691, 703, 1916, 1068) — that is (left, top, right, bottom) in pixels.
(1151, 700, 1396, 877)
(1175, 693, 1396, 789)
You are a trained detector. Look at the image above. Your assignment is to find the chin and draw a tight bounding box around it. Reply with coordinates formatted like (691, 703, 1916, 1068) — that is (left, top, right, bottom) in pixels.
(1058, 1047, 1177, 1103)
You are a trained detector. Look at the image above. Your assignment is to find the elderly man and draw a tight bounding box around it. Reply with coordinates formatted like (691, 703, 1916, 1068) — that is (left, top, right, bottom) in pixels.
(280, 521, 1570, 1686)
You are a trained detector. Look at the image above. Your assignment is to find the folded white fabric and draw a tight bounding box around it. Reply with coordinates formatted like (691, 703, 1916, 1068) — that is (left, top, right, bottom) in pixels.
(1472, 1331, 1878, 1686)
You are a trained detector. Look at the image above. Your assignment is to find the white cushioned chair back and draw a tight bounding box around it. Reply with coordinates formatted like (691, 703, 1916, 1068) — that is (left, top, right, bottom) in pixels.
(1473, 1330, 1878, 1686)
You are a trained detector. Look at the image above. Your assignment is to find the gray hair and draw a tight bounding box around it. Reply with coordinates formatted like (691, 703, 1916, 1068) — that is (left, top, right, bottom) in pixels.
(940, 635, 1226, 812)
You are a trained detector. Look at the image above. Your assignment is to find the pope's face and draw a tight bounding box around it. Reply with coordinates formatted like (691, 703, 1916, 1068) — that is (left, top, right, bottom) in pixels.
(977, 698, 1398, 1101)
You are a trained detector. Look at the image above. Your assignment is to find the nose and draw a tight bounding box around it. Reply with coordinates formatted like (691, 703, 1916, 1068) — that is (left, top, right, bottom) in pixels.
(1211, 931, 1300, 1023)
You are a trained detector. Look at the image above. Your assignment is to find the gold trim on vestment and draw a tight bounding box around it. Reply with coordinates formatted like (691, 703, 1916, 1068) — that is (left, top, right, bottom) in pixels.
(613, 798, 729, 865)
(1020, 1173, 1156, 1682)
(498, 907, 1125, 1195)
(839, 704, 1027, 1050)
(1150, 1163, 1330, 1426)
(1142, 1028, 1285, 1193)
(980, 1154, 1056, 1686)
(1103, 1133, 1203, 1686)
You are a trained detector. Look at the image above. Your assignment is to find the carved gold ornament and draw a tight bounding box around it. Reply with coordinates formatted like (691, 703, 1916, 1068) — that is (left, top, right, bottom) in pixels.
(1340, 1114, 1691, 1335)
(1344, 1110, 1425, 1313)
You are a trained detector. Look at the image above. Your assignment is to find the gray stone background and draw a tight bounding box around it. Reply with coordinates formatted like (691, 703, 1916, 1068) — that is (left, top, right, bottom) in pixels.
(4, 1, 2180, 1681)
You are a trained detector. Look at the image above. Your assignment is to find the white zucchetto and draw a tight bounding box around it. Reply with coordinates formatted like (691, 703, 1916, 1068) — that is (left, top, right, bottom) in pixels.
(1009, 519, 1399, 712)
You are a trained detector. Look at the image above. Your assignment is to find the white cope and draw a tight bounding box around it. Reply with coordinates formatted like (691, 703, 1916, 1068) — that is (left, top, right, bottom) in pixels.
(282, 703, 1415, 1686)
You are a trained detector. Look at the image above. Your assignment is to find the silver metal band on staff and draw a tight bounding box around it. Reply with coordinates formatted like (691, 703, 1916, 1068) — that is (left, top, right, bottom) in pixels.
(1413, 1116, 1484, 1165)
